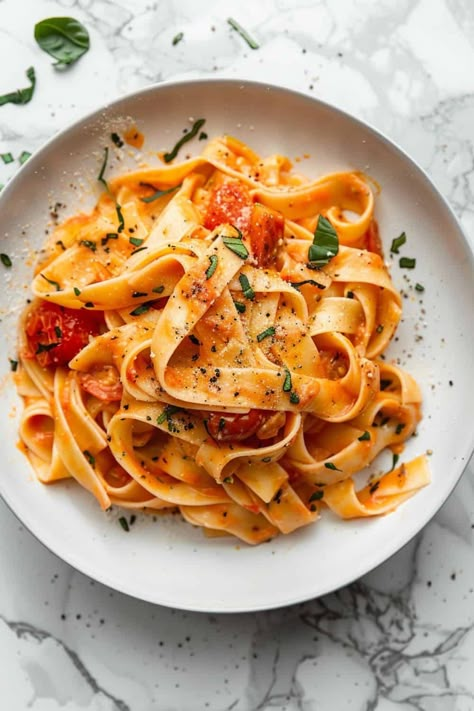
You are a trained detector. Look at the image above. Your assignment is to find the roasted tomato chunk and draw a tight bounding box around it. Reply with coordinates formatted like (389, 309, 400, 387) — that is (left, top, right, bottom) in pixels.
(206, 409, 267, 442)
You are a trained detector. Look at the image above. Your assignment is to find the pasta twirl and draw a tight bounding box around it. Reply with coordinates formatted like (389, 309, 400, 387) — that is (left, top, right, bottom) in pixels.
(15, 134, 430, 544)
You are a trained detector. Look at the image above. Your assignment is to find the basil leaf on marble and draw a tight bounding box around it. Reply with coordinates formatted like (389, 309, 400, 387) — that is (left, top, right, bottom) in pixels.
(0, 67, 36, 107)
(34, 17, 90, 67)
(308, 215, 339, 267)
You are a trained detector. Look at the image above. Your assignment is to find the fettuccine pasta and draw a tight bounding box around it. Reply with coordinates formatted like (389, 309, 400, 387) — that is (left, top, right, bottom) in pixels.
(15, 134, 430, 544)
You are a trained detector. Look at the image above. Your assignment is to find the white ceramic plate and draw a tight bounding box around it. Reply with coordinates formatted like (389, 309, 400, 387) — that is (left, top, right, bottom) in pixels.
(1, 80, 473, 613)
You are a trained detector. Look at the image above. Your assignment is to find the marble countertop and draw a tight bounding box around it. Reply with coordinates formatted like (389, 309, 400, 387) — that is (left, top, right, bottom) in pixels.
(1, 0, 473, 709)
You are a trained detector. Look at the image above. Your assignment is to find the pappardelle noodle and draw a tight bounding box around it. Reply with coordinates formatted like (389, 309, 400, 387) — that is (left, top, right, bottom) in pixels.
(15, 134, 430, 544)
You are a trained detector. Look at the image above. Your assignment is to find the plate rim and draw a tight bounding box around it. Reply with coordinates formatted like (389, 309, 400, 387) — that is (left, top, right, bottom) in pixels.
(1, 77, 473, 613)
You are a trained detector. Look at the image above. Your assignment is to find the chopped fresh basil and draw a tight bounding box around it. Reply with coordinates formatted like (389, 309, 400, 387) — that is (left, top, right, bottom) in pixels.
(163, 118, 206, 163)
(80, 239, 96, 251)
(227, 17, 259, 49)
(199, 131, 208, 141)
(140, 184, 181, 203)
(239, 273, 255, 300)
(256, 326, 275, 342)
(233, 300, 246, 313)
(358, 431, 371, 441)
(157, 405, 182, 425)
(34, 17, 90, 67)
(152, 285, 165, 294)
(118, 516, 129, 532)
(1, 153, 13, 164)
(111, 132, 123, 147)
(290, 279, 325, 290)
(97, 146, 109, 189)
(18, 150, 31, 165)
(40, 273, 61, 291)
(101, 232, 118, 246)
(308, 215, 339, 267)
(0, 66, 36, 107)
(73, 287, 81, 296)
(390, 453, 400, 471)
(282, 368, 292, 392)
(172, 32, 184, 46)
(289, 391, 300, 404)
(36, 342, 59, 354)
(1, 253, 12, 268)
(83, 449, 95, 467)
(129, 236, 144, 247)
(130, 302, 151, 316)
(9, 358, 18, 372)
(205, 254, 218, 279)
(415, 282, 424, 292)
(116, 204, 125, 232)
(399, 257, 416, 269)
(309, 490, 324, 502)
(324, 462, 342, 471)
(222, 235, 249, 259)
(130, 246, 147, 256)
(390, 232, 406, 254)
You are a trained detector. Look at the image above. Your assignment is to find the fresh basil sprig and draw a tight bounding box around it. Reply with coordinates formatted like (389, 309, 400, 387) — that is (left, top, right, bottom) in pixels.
(34, 17, 90, 67)
(308, 215, 339, 267)
(0, 67, 36, 107)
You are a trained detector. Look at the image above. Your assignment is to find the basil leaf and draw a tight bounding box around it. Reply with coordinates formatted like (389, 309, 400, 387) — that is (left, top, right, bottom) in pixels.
(256, 327, 275, 342)
(1, 254, 12, 268)
(390, 232, 406, 254)
(308, 215, 339, 267)
(40, 273, 61, 291)
(358, 431, 371, 441)
(399, 257, 416, 269)
(163, 118, 206, 163)
(205, 255, 218, 279)
(290, 279, 325, 290)
(129, 236, 144, 247)
(111, 132, 123, 147)
(1, 153, 13, 164)
(289, 391, 300, 404)
(309, 490, 324, 502)
(172, 32, 184, 46)
(227, 17, 259, 49)
(282, 368, 292, 392)
(34, 17, 90, 67)
(140, 184, 181, 203)
(0, 66, 36, 107)
(18, 150, 31, 165)
(130, 302, 152, 316)
(415, 282, 424, 292)
(324, 462, 342, 471)
(118, 516, 130, 532)
(239, 273, 255, 300)
(222, 236, 249, 259)
(233, 300, 246, 313)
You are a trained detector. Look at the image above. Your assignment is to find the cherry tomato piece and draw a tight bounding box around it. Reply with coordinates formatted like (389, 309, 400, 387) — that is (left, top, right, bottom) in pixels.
(206, 409, 267, 442)
(25, 301, 104, 368)
(204, 180, 253, 232)
(79, 365, 123, 402)
(247, 203, 284, 267)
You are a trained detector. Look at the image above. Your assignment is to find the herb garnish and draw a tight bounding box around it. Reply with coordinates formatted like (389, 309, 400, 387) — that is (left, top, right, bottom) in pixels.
(282, 368, 292, 392)
(290, 279, 325, 290)
(163, 118, 206, 163)
(415, 282, 424, 292)
(36, 342, 59, 354)
(222, 235, 249, 259)
(73, 287, 81, 296)
(34, 17, 90, 67)
(118, 516, 129, 532)
(324, 462, 342, 471)
(132, 291, 148, 298)
(83, 450, 95, 467)
(80, 239, 96, 251)
(157, 405, 182, 426)
(140, 184, 181, 203)
(399, 257, 416, 269)
(54, 325, 62, 339)
(358, 431, 371, 441)
(390, 453, 400, 471)
(308, 215, 339, 267)
(227, 17, 259, 49)
(130, 302, 151, 316)
(19, 151, 31, 165)
(111, 132, 123, 147)
(9, 358, 18, 372)
(101, 233, 118, 246)
(233, 301, 246, 313)
(172, 32, 184, 46)
(205, 254, 218, 279)
(98, 146, 109, 189)
(390, 232, 406, 254)
(309, 490, 324, 502)
(152, 285, 165, 294)
(1, 153, 13, 164)
(116, 204, 125, 233)
(239, 273, 255, 300)
(256, 326, 275, 342)
(289, 391, 300, 404)
(129, 236, 144, 247)
(0, 66, 36, 107)
(1, 254, 12, 268)
(41, 273, 61, 291)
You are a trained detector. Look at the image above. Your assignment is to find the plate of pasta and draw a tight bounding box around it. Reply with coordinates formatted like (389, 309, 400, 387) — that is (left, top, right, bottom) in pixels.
(0, 80, 472, 612)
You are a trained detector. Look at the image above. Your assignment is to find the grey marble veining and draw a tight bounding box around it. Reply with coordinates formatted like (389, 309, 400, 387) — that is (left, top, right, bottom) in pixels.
(0, 0, 473, 709)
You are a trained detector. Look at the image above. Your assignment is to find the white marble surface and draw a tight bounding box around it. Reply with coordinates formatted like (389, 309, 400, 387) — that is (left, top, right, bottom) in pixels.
(1, 0, 473, 708)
